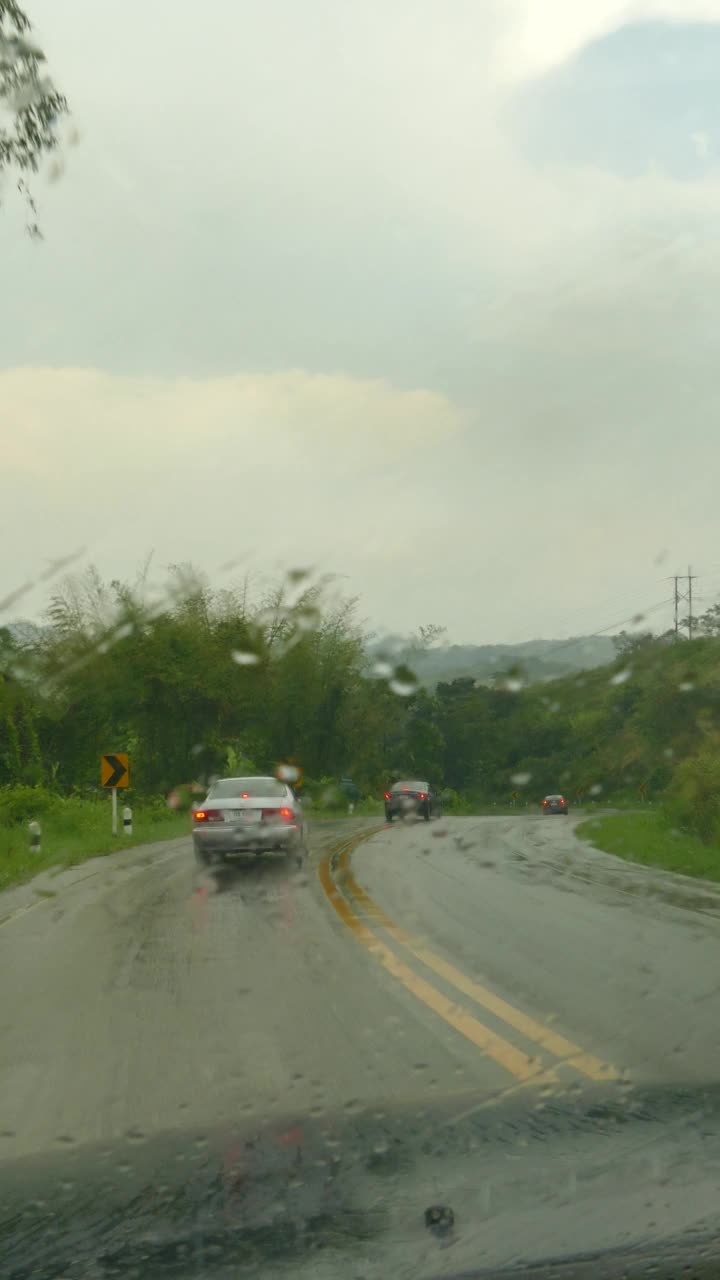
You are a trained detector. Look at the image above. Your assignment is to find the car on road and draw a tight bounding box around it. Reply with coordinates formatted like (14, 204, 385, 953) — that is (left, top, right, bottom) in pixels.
(384, 779, 439, 822)
(542, 793, 568, 815)
(192, 776, 307, 866)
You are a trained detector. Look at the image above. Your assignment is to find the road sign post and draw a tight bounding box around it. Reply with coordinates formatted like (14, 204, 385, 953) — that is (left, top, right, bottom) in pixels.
(101, 754, 130, 836)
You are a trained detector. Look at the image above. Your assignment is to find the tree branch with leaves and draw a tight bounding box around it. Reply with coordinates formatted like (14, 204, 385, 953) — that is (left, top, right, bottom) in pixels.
(1, 0, 68, 234)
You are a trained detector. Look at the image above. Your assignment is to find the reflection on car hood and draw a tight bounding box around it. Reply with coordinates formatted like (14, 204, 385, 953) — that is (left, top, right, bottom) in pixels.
(3, 1082, 720, 1279)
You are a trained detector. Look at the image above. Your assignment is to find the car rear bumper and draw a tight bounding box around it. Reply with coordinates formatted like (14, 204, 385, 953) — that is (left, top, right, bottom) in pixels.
(193, 823, 300, 854)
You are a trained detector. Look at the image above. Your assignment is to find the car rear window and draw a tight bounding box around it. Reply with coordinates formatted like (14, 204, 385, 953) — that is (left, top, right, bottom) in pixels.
(207, 778, 288, 799)
(392, 781, 429, 792)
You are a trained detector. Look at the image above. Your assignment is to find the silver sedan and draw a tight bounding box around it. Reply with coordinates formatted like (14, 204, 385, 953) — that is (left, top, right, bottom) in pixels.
(192, 776, 307, 867)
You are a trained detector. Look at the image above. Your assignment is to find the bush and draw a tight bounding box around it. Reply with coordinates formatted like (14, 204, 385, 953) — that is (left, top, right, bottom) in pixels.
(664, 745, 720, 844)
(0, 785, 66, 826)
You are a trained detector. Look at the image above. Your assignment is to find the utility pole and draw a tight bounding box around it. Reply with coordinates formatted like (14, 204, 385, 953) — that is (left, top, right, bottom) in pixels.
(670, 569, 697, 640)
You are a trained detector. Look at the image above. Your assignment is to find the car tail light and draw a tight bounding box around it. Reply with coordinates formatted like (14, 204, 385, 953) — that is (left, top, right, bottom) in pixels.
(262, 807, 294, 823)
(384, 792, 390, 800)
(542, 800, 548, 807)
(419, 792, 426, 800)
(193, 809, 223, 822)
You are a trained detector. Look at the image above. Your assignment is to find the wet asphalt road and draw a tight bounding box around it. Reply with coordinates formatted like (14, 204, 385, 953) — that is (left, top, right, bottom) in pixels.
(2, 813, 720, 1164)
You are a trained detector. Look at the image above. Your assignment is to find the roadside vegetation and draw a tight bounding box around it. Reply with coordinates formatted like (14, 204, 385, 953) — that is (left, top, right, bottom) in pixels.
(0, 786, 188, 893)
(3, 565, 720, 888)
(576, 810, 720, 883)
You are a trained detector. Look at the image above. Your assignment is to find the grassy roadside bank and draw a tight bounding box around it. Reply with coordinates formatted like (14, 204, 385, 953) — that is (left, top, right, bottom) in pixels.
(576, 810, 720, 883)
(0, 798, 190, 893)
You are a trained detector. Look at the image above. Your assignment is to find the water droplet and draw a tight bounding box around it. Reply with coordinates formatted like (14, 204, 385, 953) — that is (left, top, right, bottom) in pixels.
(511, 772, 532, 786)
(231, 650, 260, 666)
(389, 676, 418, 697)
(589, 783, 603, 796)
(372, 660, 393, 679)
(610, 669, 631, 685)
(679, 681, 694, 692)
(277, 764, 300, 783)
(664, 747, 674, 758)
(504, 678, 523, 693)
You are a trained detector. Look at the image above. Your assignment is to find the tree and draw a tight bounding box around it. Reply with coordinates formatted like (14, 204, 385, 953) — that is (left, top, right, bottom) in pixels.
(1, 1, 69, 234)
(612, 631, 655, 657)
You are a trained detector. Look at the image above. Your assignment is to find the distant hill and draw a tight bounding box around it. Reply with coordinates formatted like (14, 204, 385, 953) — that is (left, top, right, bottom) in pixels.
(369, 634, 618, 686)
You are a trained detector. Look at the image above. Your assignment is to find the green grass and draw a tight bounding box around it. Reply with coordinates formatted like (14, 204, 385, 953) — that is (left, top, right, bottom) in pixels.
(0, 797, 190, 894)
(305, 797, 384, 822)
(576, 809, 720, 882)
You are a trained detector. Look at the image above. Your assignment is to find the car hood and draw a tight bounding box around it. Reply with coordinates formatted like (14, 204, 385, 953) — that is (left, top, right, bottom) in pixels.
(3, 1081, 720, 1280)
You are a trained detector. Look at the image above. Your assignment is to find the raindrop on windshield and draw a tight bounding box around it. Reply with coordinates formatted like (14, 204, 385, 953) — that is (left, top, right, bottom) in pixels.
(389, 674, 418, 697)
(277, 764, 300, 783)
(511, 772, 532, 786)
(610, 669, 631, 685)
(372, 660, 393, 679)
(231, 649, 260, 666)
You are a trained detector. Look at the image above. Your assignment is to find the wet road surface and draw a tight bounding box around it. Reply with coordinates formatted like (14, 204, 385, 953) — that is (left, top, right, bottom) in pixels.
(2, 813, 719, 1165)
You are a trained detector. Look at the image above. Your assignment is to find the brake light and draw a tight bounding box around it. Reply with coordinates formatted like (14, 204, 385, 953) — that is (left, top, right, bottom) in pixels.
(402, 787, 409, 792)
(419, 792, 426, 800)
(384, 792, 390, 800)
(241, 792, 250, 799)
(193, 809, 223, 822)
(542, 800, 548, 807)
(194, 810, 206, 821)
(262, 807, 294, 822)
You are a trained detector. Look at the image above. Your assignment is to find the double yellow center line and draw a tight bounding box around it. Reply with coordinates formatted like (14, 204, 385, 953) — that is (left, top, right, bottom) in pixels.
(319, 828, 617, 1086)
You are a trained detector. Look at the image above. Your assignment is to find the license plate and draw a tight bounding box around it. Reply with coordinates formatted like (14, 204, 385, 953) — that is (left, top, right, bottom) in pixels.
(234, 811, 258, 823)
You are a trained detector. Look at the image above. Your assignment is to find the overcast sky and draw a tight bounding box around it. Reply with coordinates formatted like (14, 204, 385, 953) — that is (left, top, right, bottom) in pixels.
(3, 0, 720, 642)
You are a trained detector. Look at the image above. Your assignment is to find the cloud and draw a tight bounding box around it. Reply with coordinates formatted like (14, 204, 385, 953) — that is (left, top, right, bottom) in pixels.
(2, 366, 463, 472)
(494, 0, 720, 84)
(4, 2, 720, 642)
(0, 365, 467, 621)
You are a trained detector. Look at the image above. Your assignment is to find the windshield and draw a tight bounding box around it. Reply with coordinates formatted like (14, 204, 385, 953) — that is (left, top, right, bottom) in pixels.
(4, 3, 720, 1278)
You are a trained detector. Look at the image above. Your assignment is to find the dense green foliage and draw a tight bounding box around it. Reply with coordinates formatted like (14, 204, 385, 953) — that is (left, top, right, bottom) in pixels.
(0, 786, 188, 892)
(2, 567, 720, 850)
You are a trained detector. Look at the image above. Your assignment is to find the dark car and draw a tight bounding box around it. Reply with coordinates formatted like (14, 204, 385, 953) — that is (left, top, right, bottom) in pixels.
(384, 779, 438, 822)
(542, 793, 568, 815)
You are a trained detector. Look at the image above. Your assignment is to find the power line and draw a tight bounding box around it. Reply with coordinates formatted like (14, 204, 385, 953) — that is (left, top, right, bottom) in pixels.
(537, 596, 675, 662)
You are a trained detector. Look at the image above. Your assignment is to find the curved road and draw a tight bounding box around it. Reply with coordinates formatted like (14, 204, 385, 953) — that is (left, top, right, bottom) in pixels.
(1, 813, 719, 1164)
